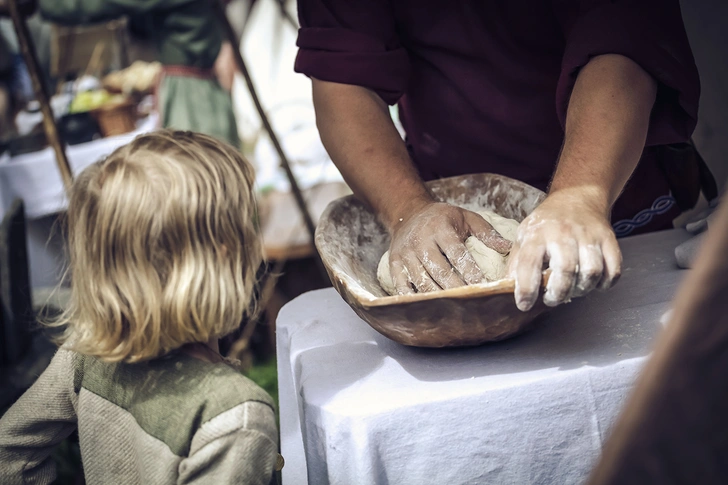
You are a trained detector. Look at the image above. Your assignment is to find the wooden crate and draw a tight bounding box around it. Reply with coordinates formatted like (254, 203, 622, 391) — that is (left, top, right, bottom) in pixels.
(49, 19, 127, 80)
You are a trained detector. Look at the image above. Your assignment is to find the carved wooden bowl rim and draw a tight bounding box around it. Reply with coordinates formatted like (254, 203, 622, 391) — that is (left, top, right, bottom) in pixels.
(352, 272, 552, 309)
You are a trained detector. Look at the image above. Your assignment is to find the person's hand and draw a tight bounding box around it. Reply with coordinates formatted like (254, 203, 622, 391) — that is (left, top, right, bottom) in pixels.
(213, 42, 237, 92)
(508, 188, 622, 312)
(388, 201, 512, 294)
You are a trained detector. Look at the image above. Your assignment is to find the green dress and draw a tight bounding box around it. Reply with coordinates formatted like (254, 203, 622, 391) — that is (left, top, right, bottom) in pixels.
(40, 0, 240, 147)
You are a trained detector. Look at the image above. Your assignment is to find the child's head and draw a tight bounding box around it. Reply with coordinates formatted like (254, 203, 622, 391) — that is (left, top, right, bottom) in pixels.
(56, 130, 261, 363)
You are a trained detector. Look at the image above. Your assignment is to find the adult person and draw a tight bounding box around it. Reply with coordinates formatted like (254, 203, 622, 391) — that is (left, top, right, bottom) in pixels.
(39, 0, 240, 147)
(294, 1, 714, 311)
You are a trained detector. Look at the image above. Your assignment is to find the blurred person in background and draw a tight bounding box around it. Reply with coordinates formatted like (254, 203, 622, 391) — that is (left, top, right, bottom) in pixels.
(40, 0, 240, 147)
(0, 13, 52, 139)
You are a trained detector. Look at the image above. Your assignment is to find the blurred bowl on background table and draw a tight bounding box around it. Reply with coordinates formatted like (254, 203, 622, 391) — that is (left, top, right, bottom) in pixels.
(91, 98, 138, 137)
(59, 112, 101, 145)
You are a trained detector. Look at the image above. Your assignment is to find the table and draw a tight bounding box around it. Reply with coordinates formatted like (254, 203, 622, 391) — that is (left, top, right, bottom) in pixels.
(276, 229, 691, 485)
(259, 181, 350, 261)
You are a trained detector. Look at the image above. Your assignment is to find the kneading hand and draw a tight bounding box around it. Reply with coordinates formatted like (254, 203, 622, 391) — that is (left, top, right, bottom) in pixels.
(508, 190, 622, 312)
(389, 202, 512, 294)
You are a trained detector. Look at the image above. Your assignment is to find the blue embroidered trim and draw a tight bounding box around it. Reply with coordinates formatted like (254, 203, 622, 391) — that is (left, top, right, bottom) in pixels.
(612, 195, 675, 238)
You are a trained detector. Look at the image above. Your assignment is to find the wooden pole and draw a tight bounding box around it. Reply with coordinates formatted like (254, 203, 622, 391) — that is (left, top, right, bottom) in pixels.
(213, 0, 316, 243)
(7, 0, 73, 192)
(213, 1, 328, 279)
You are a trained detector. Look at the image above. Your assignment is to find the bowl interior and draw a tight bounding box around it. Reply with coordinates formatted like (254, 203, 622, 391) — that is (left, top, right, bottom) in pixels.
(315, 173, 546, 302)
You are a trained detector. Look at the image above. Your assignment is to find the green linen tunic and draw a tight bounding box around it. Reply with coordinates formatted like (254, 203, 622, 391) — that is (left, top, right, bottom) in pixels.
(40, 0, 240, 147)
(0, 348, 278, 484)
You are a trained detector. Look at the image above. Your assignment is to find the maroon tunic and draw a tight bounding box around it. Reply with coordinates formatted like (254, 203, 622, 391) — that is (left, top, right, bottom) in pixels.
(295, 0, 700, 236)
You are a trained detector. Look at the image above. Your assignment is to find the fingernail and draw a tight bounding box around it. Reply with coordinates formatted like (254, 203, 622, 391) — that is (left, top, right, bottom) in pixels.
(515, 295, 534, 312)
(599, 273, 621, 291)
(611, 273, 621, 286)
(543, 289, 560, 307)
(543, 297, 560, 307)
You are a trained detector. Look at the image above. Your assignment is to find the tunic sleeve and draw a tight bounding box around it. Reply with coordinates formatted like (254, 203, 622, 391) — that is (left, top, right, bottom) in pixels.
(178, 401, 278, 485)
(294, 0, 409, 105)
(0, 349, 79, 485)
(552, 0, 700, 146)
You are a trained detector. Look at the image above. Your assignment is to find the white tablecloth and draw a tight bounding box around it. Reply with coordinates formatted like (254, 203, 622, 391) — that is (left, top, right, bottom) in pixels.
(0, 115, 157, 219)
(276, 229, 691, 485)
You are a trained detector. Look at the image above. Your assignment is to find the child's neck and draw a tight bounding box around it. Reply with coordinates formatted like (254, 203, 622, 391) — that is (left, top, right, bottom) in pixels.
(180, 338, 224, 364)
(206, 338, 220, 354)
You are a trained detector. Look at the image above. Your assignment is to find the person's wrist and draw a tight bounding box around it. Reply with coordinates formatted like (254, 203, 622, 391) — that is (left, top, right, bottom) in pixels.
(382, 192, 434, 232)
(546, 184, 612, 218)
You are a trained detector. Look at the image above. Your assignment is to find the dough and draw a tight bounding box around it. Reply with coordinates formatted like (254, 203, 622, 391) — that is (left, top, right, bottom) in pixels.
(377, 210, 519, 295)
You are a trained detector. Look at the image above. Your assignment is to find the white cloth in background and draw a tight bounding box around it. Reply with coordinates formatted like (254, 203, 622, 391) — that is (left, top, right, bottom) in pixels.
(251, 104, 342, 192)
(276, 229, 692, 485)
(232, 0, 343, 192)
(0, 115, 157, 219)
(0, 115, 157, 288)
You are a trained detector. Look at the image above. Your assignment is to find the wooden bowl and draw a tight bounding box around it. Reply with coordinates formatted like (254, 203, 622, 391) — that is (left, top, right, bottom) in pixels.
(91, 99, 137, 137)
(315, 173, 549, 347)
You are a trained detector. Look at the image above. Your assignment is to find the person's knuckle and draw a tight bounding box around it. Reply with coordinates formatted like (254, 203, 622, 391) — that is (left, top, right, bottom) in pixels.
(452, 250, 472, 269)
(445, 274, 463, 289)
(548, 258, 570, 273)
(555, 270, 575, 289)
(421, 281, 437, 293)
(463, 273, 481, 285)
(432, 268, 451, 284)
(581, 265, 602, 281)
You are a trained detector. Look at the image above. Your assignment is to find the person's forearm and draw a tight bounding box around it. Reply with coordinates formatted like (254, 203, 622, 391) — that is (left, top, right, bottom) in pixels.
(312, 79, 432, 230)
(550, 54, 658, 213)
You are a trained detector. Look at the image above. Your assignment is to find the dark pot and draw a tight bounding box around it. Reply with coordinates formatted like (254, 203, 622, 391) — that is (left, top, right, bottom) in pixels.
(59, 112, 101, 146)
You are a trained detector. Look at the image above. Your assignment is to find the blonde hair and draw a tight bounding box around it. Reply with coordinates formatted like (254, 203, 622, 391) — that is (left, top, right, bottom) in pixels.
(53, 130, 261, 363)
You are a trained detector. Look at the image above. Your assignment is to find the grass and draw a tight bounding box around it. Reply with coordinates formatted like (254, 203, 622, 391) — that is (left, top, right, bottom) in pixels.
(245, 357, 279, 405)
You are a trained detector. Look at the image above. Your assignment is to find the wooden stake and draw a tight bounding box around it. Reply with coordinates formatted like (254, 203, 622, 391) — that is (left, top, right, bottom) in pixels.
(213, 0, 328, 279)
(8, 0, 73, 192)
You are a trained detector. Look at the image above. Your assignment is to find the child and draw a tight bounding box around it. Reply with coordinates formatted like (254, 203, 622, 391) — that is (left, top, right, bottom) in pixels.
(0, 131, 278, 484)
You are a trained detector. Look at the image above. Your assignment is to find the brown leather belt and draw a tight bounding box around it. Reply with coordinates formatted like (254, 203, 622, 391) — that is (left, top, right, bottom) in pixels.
(160, 65, 214, 80)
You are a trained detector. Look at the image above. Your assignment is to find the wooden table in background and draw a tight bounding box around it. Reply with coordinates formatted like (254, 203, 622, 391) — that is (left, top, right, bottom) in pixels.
(260, 181, 351, 261)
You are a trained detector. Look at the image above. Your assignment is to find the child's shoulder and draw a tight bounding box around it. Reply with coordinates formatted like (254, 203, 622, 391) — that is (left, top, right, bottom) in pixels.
(73, 351, 274, 457)
(76, 350, 273, 409)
